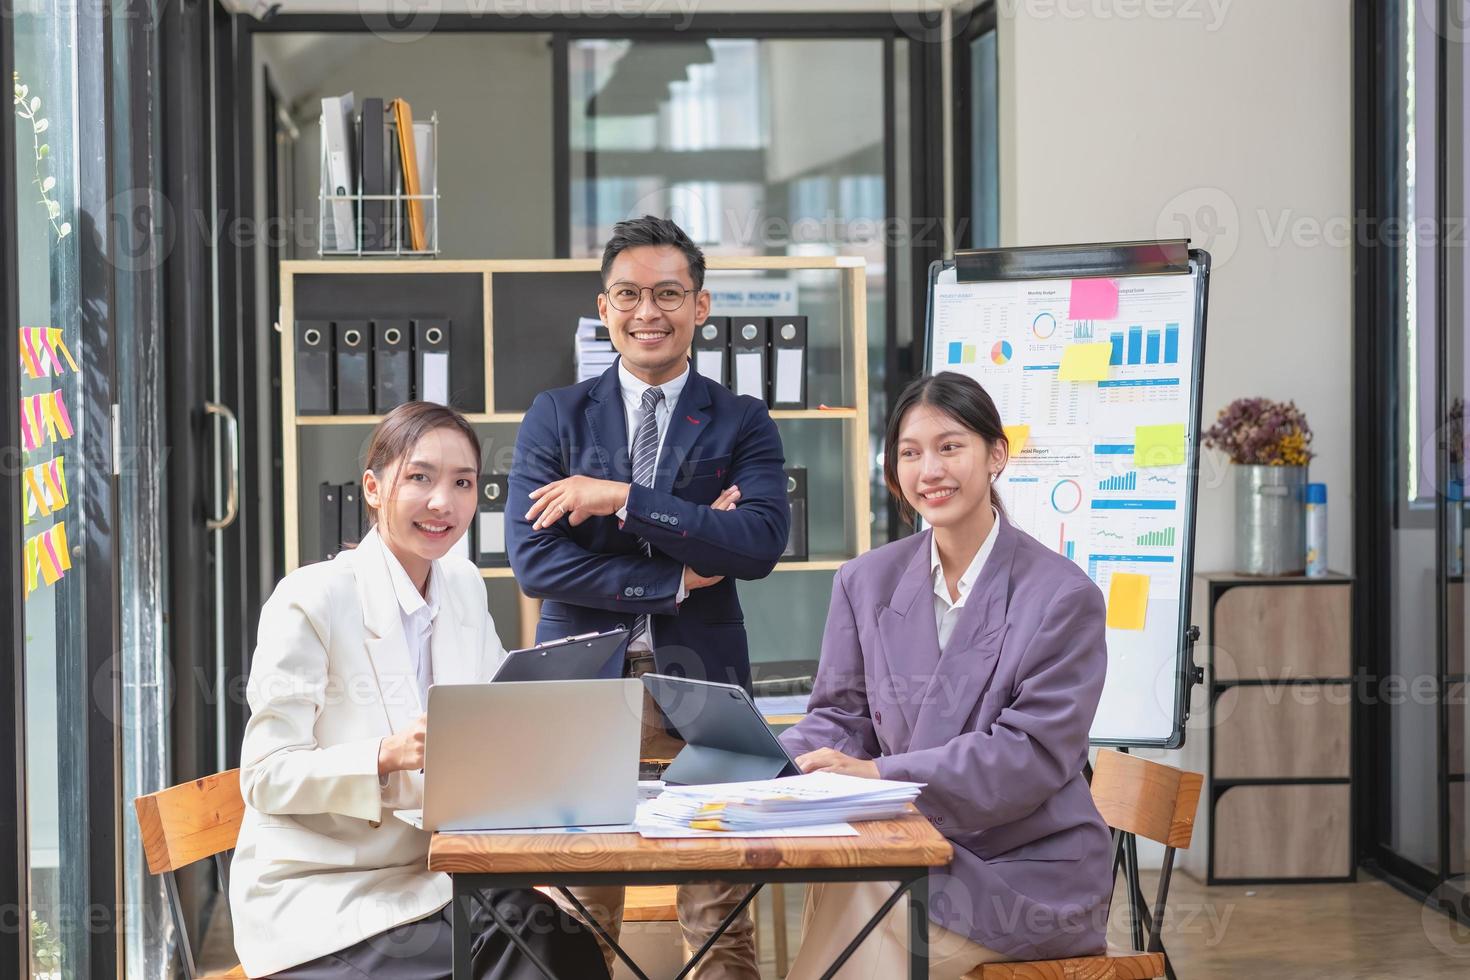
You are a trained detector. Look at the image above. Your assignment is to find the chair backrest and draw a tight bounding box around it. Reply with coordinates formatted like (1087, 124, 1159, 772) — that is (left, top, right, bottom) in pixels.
(1090, 750, 1202, 850)
(134, 769, 245, 875)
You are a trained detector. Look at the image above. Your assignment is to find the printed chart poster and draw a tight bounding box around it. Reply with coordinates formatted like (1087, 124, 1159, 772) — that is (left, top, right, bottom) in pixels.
(929, 266, 1201, 743)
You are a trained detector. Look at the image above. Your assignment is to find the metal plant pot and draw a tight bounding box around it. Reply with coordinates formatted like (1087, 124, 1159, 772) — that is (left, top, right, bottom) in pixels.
(1235, 464, 1307, 576)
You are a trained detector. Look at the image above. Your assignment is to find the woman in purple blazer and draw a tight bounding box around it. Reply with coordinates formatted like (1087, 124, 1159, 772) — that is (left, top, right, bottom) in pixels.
(780, 372, 1113, 978)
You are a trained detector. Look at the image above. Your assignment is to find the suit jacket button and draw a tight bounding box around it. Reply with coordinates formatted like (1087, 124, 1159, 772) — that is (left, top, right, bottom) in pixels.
(936, 816, 945, 825)
(624, 587, 635, 597)
(670, 516, 679, 526)
(651, 511, 662, 520)
(634, 586, 645, 597)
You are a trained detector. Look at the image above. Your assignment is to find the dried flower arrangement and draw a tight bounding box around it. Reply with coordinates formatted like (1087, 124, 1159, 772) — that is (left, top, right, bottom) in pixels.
(1201, 397, 1314, 466)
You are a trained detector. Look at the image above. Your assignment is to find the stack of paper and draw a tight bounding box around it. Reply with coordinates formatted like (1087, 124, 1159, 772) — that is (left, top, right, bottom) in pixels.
(642, 771, 924, 834)
(575, 317, 618, 382)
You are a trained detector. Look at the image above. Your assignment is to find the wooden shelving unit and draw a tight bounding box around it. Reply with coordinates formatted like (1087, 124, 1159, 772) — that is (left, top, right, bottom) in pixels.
(1179, 572, 1356, 885)
(279, 256, 870, 651)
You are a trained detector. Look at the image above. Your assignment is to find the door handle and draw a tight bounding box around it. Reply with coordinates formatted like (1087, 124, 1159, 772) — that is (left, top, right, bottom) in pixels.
(205, 401, 239, 531)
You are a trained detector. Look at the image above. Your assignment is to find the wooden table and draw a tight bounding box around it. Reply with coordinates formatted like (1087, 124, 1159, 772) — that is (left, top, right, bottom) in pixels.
(429, 812, 954, 980)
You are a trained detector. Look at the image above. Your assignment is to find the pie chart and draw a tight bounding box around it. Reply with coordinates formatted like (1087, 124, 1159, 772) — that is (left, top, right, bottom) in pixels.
(1051, 479, 1083, 514)
(991, 340, 1014, 365)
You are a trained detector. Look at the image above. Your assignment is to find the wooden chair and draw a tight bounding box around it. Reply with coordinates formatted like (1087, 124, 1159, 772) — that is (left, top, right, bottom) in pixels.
(133, 770, 247, 979)
(966, 750, 1203, 980)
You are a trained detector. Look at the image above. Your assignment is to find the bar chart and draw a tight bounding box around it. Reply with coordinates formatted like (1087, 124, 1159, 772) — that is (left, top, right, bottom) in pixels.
(1109, 322, 1181, 366)
(1137, 526, 1176, 547)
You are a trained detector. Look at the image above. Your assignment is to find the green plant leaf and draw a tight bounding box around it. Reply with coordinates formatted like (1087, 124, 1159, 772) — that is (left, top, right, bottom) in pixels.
(33, 117, 48, 134)
(41, 176, 54, 193)
(58, 222, 71, 239)
(38, 144, 48, 158)
(29, 96, 39, 113)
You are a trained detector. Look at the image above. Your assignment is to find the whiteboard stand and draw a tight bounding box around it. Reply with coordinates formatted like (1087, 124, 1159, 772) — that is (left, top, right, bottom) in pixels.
(925, 239, 1212, 749)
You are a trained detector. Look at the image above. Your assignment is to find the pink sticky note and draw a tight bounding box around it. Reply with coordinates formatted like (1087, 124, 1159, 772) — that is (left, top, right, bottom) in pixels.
(1069, 278, 1119, 320)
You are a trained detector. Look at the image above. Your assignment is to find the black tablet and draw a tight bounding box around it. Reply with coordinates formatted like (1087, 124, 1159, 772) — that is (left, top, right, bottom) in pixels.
(641, 673, 801, 785)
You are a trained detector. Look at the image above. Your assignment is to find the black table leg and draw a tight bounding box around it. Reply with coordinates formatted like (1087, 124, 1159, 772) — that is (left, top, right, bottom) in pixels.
(908, 874, 929, 980)
(816, 876, 917, 980)
(452, 880, 472, 980)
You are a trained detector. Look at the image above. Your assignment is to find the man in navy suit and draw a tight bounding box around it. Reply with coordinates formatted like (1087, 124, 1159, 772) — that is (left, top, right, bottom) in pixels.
(507, 216, 788, 979)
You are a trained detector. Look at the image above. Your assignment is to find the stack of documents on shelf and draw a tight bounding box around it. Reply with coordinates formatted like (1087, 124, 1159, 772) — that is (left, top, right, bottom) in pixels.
(638, 771, 924, 836)
(575, 317, 618, 382)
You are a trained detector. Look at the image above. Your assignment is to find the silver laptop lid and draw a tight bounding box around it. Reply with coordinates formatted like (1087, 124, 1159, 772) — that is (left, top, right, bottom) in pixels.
(423, 678, 643, 832)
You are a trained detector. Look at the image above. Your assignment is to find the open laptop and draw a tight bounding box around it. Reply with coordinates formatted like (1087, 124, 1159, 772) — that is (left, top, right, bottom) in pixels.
(396, 678, 643, 832)
(490, 628, 627, 683)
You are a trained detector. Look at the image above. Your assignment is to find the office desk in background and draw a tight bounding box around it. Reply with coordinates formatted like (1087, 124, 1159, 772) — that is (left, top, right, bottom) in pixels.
(428, 813, 953, 980)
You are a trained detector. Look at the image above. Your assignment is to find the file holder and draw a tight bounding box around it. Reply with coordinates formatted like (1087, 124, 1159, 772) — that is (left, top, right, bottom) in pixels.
(340, 482, 363, 548)
(295, 320, 334, 415)
(693, 316, 730, 388)
(372, 319, 412, 413)
(333, 320, 373, 415)
(642, 674, 800, 785)
(731, 317, 769, 402)
(476, 475, 510, 567)
(318, 109, 440, 257)
(414, 319, 452, 406)
(318, 482, 342, 561)
(770, 315, 808, 409)
(782, 467, 808, 562)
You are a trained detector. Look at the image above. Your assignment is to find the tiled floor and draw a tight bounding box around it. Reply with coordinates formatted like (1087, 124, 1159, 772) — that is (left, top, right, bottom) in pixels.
(201, 871, 1470, 978)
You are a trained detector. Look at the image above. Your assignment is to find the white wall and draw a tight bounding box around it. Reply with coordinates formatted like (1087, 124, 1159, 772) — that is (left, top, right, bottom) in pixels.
(999, 0, 1353, 577)
(998, 0, 1354, 867)
(259, 31, 556, 259)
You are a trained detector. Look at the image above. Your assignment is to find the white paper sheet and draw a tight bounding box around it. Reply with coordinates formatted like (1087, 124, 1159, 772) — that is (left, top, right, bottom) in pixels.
(774, 348, 804, 403)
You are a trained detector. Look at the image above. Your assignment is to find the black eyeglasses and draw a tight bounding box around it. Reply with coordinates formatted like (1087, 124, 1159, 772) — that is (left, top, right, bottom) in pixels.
(604, 281, 696, 313)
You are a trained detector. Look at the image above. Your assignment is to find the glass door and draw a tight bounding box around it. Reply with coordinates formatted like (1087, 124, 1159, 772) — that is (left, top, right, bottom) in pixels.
(11, 3, 121, 976)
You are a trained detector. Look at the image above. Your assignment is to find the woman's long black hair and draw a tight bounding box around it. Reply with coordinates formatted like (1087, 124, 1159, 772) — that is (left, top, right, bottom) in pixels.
(883, 372, 1009, 527)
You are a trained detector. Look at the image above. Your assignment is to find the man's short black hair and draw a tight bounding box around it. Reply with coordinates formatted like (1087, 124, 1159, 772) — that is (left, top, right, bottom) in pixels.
(601, 215, 706, 293)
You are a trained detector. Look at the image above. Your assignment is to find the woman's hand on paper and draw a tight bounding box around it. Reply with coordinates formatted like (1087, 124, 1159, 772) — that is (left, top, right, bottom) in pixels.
(378, 713, 427, 776)
(795, 747, 880, 780)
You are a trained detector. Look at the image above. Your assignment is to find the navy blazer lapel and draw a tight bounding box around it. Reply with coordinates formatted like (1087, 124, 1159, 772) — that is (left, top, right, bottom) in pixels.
(656, 366, 712, 493)
(584, 362, 631, 482)
(911, 515, 1019, 750)
(876, 531, 941, 741)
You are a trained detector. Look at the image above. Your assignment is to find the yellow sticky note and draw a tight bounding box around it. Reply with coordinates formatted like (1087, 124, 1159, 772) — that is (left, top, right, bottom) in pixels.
(1057, 343, 1113, 381)
(1003, 424, 1031, 456)
(1134, 423, 1186, 468)
(1107, 573, 1149, 631)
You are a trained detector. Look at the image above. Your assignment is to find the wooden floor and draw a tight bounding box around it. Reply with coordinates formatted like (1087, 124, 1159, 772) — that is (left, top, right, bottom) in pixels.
(201, 871, 1470, 978)
(1104, 872, 1470, 980)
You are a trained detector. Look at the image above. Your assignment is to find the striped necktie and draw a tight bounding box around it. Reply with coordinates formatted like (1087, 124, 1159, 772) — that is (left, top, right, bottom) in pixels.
(627, 385, 665, 648)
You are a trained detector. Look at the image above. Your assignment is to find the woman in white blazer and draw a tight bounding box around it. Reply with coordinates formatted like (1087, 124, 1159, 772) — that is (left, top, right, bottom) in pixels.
(230, 402, 608, 979)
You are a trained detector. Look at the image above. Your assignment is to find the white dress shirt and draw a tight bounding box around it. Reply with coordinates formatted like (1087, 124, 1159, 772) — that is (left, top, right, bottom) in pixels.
(930, 509, 1001, 650)
(381, 540, 441, 704)
(615, 359, 691, 652)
